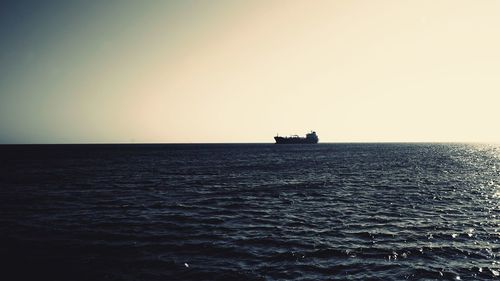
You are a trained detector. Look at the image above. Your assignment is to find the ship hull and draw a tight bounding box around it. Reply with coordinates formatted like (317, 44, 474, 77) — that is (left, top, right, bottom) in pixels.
(274, 136, 318, 144)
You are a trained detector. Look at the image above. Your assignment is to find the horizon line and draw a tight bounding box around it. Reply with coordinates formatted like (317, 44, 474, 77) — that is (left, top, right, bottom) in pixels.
(0, 141, 498, 146)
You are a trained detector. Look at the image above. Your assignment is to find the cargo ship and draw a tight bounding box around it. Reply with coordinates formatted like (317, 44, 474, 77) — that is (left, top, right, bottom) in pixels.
(274, 131, 319, 144)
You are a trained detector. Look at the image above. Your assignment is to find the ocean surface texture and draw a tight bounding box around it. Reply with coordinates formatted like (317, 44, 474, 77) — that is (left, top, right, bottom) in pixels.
(1, 143, 499, 281)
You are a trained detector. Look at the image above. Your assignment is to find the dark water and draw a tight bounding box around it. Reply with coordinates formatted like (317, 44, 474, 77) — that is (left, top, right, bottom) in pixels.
(1, 143, 499, 280)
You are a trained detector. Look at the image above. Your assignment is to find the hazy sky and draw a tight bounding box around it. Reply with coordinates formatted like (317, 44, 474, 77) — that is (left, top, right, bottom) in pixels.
(1, 0, 500, 143)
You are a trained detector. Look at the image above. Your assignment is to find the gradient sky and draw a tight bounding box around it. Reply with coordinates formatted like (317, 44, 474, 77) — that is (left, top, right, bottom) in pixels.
(1, 0, 500, 143)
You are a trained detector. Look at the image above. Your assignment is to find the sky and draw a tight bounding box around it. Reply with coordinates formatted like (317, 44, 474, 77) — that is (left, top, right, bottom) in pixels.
(1, 0, 500, 144)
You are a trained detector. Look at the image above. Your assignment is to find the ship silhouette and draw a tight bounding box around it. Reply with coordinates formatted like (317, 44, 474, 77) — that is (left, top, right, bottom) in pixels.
(274, 131, 319, 144)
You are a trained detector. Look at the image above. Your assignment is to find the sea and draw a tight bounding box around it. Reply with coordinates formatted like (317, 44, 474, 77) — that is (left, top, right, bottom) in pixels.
(0, 143, 499, 281)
